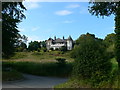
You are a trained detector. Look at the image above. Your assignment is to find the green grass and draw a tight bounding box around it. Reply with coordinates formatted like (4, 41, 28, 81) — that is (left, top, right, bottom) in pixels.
(54, 78, 92, 88)
(3, 51, 73, 63)
(2, 69, 23, 81)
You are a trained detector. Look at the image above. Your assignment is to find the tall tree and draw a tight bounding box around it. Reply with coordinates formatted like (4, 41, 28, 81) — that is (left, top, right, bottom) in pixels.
(2, 2, 26, 58)
(89, 1, 120, 66)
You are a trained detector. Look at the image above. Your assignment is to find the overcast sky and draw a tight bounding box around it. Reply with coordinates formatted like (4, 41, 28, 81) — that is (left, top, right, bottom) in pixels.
(18, 1, 115, 44)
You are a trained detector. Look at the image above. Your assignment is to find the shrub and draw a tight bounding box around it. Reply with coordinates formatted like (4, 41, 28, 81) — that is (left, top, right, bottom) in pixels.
(55, 57, 66, 66)
(55, 48, 59, 51)
(3, 61, 73, 77)
(60, 46, 67, 52)
(41, 47, 47, 52)
(72, 33, 112, 86)
(50, 48, 54, 51)
(2, 69, 23, 81)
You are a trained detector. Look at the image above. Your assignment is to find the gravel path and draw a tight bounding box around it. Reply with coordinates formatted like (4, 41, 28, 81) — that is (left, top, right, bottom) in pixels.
(2, 74, 68, 88)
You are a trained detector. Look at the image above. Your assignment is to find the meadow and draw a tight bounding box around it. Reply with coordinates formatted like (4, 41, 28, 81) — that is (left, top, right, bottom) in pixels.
(2, 51, 74, 81)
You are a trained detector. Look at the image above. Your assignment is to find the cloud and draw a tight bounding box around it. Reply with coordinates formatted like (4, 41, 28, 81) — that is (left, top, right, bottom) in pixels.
(31, 27, 40, 31)
(66, 4, 80, 8)
(55, 10, 73, 16)
(63, 20, 73, 23)
(23, 2, 40, 10)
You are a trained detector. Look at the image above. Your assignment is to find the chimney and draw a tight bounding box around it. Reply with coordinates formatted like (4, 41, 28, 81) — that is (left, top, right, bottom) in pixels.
(54, 36, 56, 40)
(63, 36, 65, 40)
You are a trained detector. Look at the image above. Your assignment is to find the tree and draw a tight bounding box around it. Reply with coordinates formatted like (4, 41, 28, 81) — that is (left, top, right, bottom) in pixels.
(89, 1, 120, 67)
(40, 41, 46, 48)
(89, 1, 120, 87)
(104, 33, 116, 58)
(28, 41, 40, 51)
(60, 46, 67, 52)
(104, 33, 116, 46)
(15, 34, 28, 52)
(2, 2, 26, 58)
(72, 33, 111, 86)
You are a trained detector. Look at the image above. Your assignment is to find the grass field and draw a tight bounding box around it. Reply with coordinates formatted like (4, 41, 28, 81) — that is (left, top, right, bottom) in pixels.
(3, 51, 73, 62)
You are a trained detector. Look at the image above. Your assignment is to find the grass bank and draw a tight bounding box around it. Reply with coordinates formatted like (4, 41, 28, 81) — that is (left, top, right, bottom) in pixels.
(2, 61, 73, 77)
(2, 69, 23, 81)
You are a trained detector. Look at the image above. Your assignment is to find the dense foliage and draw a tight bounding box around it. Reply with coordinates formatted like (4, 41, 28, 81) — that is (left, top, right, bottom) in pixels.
(59, 46, 67, 52)
(104, 33, 116, 58)
(104, 33, 115, 46)
(89, 1, 120, 68)
(28, 41, 40, 51)
(2, 2, 26, 58)
(89, 3, 120, 87)
(72, 33, 112, 86)
(114, 6, 120, 66)
(15, 34, 28, 52)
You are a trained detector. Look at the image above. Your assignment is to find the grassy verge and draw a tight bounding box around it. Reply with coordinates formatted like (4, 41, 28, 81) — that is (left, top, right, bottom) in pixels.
(2, 69, 23, 81)
(2, 61, 73, 77)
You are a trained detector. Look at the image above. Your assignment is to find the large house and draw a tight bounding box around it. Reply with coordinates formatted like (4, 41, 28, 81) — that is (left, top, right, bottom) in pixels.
(46, 36, 73, 50)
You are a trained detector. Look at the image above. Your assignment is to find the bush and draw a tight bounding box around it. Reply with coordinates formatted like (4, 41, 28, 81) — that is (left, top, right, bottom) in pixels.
(50, 48, 54, 51)
(55, 57, 66, 66)
(55, 48, 59, 51)
(60, 46, 67, 52)
(72, 33, 112, 86)
(3, 61, 73, 77)
(2, 69, 23, 81)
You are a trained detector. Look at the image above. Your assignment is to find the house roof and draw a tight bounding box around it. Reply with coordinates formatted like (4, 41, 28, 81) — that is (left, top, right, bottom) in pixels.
(48, 38, 53, 40)
(68, 36, 73, 40)
(54, 38, 64, 43)
(47, 36, 73, 42)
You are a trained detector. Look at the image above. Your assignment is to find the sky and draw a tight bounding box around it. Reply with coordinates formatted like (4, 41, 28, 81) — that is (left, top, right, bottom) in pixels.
(18, 1, 115, 44)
